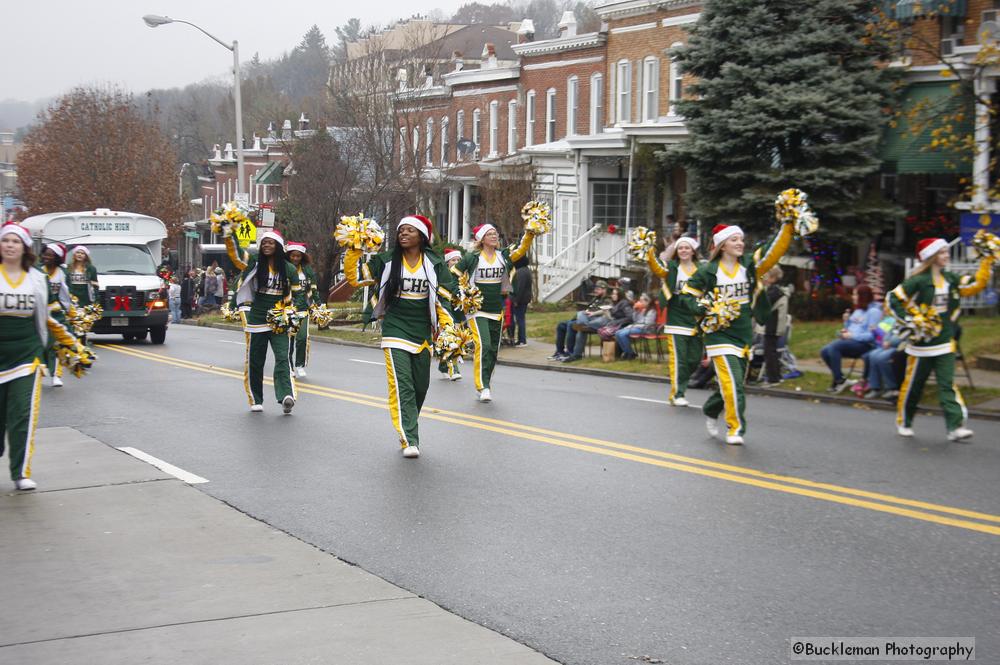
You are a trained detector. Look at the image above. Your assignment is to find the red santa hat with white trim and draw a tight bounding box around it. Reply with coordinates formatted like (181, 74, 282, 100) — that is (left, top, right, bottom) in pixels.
(45, 242, 67, 260)
(286, 242, 307, 254)
(0, 222, 32, 247)
(472, 223, 496, 242)
(916, 237, 948, 263)
(259, 228, 285, 248)
(444, 248, 462, 262)
(398, 215, 433, 241)
(711, 224, 743, 247)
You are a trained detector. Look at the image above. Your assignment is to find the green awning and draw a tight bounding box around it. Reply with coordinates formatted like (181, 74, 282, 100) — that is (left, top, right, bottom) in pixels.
(881, 82, 973, 174)
(253, 161, 283, 185)
(894, 0, 966, 19)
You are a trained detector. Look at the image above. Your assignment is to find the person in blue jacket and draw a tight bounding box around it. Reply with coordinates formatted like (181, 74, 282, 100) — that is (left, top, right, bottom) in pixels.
(820, 284, 882, 393)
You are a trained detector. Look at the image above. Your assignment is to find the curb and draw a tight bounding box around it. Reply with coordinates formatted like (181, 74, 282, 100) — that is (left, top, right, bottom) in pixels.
(178, 320, 1000, 422)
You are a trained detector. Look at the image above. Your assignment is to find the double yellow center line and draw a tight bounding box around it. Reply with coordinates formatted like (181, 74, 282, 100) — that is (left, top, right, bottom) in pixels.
(96, 343, 1000, 537)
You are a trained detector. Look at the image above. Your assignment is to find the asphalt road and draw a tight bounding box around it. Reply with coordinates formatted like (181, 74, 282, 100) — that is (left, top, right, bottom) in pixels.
(39, 323, 1000, 665)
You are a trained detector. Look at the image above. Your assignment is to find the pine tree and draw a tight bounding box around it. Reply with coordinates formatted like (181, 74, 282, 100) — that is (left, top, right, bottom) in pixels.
(664, 0, 902, 240)
(864, 241, 884, 299)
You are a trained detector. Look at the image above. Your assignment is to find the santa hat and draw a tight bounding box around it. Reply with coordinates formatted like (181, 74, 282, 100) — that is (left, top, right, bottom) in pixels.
(675, 236, 700, 252)
(916, 238, 948, 263)
(472, 223, 496, 242)
(398, 215, 433, 241)
(0, 222, 32, 247)
(444, 249, 462, 262)
(259, 229, 285, 248)
(72, 245, 91, 257)
(286, 242, 307, 254)
(712, 224, 743, 247)
(45, 242, 67, 260)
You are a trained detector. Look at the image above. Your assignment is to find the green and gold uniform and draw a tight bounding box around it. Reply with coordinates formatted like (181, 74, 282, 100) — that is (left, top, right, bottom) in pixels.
(345, 247, 457, 449)
(227, 237, 300, 407)
(645, 249, 703, 403)
(289, 264, 318, 370)
(41, 264, 71, 380)
(67, 262, 98, 306)
(0, 266, 77, 482)
(887, 256, 994, 432)
(451, 232, 534, 392)
(681, 222, 793, 438)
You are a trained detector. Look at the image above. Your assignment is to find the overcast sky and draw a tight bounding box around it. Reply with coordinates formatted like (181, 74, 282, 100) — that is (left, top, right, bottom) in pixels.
(4, 0, 470, 102)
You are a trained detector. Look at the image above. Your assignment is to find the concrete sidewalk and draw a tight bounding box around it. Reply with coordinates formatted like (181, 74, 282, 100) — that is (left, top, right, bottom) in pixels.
(0, 427, 555, 665)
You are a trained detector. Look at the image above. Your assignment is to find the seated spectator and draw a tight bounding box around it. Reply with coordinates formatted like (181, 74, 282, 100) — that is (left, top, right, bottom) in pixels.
(549, 280, 609, 360)
(861, 314, 903, 399)
(820, 284, 882, 393)
(563, 287, 632, 362)
(616, 293, 656, 359)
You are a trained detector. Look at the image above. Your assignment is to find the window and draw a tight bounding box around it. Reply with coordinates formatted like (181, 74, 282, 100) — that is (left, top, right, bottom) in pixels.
(669, 43, 683, 115)
(425, 118, 434, 166)
(592, 181, 645, 227)
(567, 76, 579, 136)
(456, 110, 466, 160)
(642, 57, 659, 121)
(489, 100, 499, 157)
(590, 74, 604, 134)
(508, 100, 518, 153)
(399, 126, 406, 166)
(472, 108, 481, 159)
(441, 117, 450, 165)
(525, 91, 536, 147)
(545, 88, 556, 142)
(616, 60, 631, 124)
(412, 127, 420, 167)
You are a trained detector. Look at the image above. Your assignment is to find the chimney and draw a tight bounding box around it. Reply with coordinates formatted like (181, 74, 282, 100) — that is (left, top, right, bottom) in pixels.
(481, 43, 497, 69)
(517, 19, 535, 44)
(397, 67, 408, 92)
(558, 11, 577, 38)
(453, 50, 464, 72)
(298, 113, 310, 131)
(424, 65, 434, 88)
(267, 122, 276, 140)
(252, 134, 262, 151)
(281, 120, 292, 140)
(223, 143, 234, 160)
(212, 144, 222, 160)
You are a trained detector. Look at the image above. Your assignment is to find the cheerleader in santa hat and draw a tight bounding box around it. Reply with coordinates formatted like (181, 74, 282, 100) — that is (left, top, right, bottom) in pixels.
(886, 237, 995, 441)
(285, 242, 319, 379)
(39, 243, 72, 387)
(680, 220, 796, 445)
(66, 245, 98, 307)
(342, 215, 459, 458)
(225, 228, 301, 413)
(437, 247, 465, 381)
(450, 222, 536, 402)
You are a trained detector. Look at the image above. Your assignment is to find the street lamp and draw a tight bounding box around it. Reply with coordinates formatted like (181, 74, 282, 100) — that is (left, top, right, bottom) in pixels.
(143, 14, 246, 196)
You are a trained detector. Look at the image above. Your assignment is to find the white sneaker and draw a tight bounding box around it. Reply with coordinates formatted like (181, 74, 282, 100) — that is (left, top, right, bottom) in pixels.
(282, 396, 295, 415)
(295, 367, 307, 378)
(478, 388, 492, 402)
(450, 372, 462, 381)
(726, 435, 744, 446)
(52, 376, 63, 387)
(402, 445, 420, 458)
(14, 478, 37, 491)
(671, 397, 689, 407)
(897, 425, 914, 437)
(440, 372, 451, 380)
(947, 427, 974, 442)
(250, 404, 264, 412)
(705, 418, 719, 438)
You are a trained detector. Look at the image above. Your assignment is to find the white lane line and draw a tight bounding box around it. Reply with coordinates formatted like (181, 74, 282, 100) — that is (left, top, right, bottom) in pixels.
(350, 359, 384, 366)
(618, 395, 702, 409)
(117, 447, 209, 484)
(218, 340, 244, 345)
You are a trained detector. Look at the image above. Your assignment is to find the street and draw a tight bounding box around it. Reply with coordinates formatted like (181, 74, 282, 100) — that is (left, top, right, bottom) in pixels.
(41, 324, 1000, 665)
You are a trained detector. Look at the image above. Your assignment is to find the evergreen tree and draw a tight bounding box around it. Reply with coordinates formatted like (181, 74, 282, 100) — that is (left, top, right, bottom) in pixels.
(664, 0, 902, 240)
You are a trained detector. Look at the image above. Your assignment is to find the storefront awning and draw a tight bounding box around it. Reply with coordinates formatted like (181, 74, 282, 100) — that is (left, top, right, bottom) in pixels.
(881, 82, 973, 174)
(253, 161, 283, 185)
(894, 0, 966, 20)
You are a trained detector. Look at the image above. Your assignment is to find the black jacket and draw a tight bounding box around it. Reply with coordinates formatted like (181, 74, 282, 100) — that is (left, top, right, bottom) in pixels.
(512, 266, 533, 306)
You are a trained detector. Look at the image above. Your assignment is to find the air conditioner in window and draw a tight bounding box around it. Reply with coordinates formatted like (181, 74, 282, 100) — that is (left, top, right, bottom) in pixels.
(940, 37, 956, 56)
(985, 9, 999, 23)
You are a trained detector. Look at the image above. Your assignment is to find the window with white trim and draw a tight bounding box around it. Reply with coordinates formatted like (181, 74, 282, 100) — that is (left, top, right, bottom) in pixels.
(489, 100, 499, 157)
(399, 126, 406, 167)
(441, 117, 450, 165)
(567, 76, 579, 136)
(545, 88, 556, 143)
(425, 118, 434, 166)
(412, 127, 420, 168)
(507, 99, 518, 153)
(525, 91, 536, 147)
(590, 73, 604, 134)
(472, 108, 481, 159)
(616, 60, 631, 124)
(669, 43, 684, 115)
(456, 110, 466, 160)
(642, 57, 659, 121)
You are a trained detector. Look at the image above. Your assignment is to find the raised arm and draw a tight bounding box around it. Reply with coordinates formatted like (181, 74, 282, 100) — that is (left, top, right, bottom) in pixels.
(644, 246, 668, 279)
(508, 230, 536, 263)
(752, 221, 794, 275)
(957, 257, 995, 297)
(343, 249, 379, 288)
(224, 235, 248, 272)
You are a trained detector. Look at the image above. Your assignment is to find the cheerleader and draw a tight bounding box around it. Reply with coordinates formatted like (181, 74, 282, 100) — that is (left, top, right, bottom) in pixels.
(0, 223, 82, 490)
(450, 223, 535, 402)
(285, 242, 318, 379)
(887, 238, 995, 441)
(67, 246, 98, 306)
(437, 248, 464, 381)
(225, 230, 301, 413)
(39, 243, 71, 387)
(681, 221, 794, 445)
(643, 235, 703, 406)
(343, 215, 458, 458)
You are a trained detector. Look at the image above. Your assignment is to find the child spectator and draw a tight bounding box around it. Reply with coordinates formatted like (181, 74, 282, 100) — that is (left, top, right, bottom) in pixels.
(615, 293, 656, 359)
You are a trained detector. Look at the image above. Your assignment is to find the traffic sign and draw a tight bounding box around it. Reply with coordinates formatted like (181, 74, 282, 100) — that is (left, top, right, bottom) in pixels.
(234, 219, 257, 248)
(185, 231, 199, 239)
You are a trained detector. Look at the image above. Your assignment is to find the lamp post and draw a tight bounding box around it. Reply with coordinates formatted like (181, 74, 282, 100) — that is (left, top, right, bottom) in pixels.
(143, 14, 245, 195)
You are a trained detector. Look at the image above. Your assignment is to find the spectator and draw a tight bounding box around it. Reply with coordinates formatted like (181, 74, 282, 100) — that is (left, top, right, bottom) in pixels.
(511, 255, 532, 346)
(562, 286, 631, 362)
(214, 267, 226, 305)
(749, 267, 790, 385)
(615, 293, 656, 359)
(820, 284, 881, 393)
(549, 279, 609, 360)
(180, 268, 195, 319)
(201, 267, 219, 311)
(861, 314, 903, 399)
(167, 276, 181, 324)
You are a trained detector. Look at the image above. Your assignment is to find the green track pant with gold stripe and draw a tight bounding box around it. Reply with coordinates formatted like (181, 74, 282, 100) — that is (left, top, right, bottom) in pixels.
(470, 316, 502, 391)
(703, 354, 747, 437)
(384, 347, 431, 448)
(897, 352, 966, 431)
(289, 317, 310, 368)
(244, 331, 295, 406)
(666, 334, 702, 402)
(0, 365, 42, 481)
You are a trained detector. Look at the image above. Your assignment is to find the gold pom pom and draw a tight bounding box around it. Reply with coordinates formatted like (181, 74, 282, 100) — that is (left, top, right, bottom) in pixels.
(628, 226, 657, 262)
(266, 304, 302, 335)
(220, 303, 242, 323)
(697, 288, 742, 334)
(971, 229, 1000, 262)
(334, 214, 384, 252)
(309, 303, 335, 328)
(774, 188, 820, 237)
(451, 273, 484, 316)
(56, 341, 97, 378)
(434, 322, 476, 363)
(903, 303, 943, 343)
(66, 298, 103, 336)
(520, 200, 552, 236)
(210, 200, 251, 237)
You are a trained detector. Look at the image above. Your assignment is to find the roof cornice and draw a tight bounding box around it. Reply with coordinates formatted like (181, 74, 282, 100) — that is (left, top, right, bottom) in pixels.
(596, 0, 700, 20)
(511, 32, 605, 56)
(443, 65, 520, 86)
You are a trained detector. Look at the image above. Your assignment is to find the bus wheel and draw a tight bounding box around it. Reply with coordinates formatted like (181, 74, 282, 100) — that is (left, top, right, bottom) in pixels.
(150, 326, 167, 345)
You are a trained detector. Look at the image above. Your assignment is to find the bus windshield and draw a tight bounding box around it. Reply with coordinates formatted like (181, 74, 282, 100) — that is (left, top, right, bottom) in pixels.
(80, 244, 157, 275)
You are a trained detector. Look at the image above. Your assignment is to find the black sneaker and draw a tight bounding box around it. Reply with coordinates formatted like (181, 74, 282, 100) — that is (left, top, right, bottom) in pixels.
(863, 389, 882, 399)
(546, 352, 566, 361)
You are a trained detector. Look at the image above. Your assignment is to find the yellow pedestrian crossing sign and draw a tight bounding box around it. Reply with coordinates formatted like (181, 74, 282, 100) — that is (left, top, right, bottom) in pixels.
(235, 219, 257, 248)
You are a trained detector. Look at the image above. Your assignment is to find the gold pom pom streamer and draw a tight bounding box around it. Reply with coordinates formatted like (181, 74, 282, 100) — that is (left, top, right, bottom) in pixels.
(220, 303, 242, 323)
(971, 229, 1000, 262)
(309, 303, 335, 328)
(697, 288, 742, 334)
(210, 200, 251, 237)
(434, 322, 475, 364)
(901, 303, 943, 343)
(451, 273, 484, 317)
(66, 298, 103, 336)
(774, 188, 820, 237)
(56, 341, 97, 378)
(266, 304, 303, 335)
(628, 226, 657, 262)
(334, 214, 385, 252)
(520, 200, 552, 236)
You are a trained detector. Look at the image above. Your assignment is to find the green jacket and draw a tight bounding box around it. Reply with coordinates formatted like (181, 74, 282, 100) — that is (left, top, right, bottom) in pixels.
(451, 232, 534, 318)
(230, 254, 301, 331)
(645, 250, 701, 335)
(292, 264, 319, 311)
(67, 263, 98, 306)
